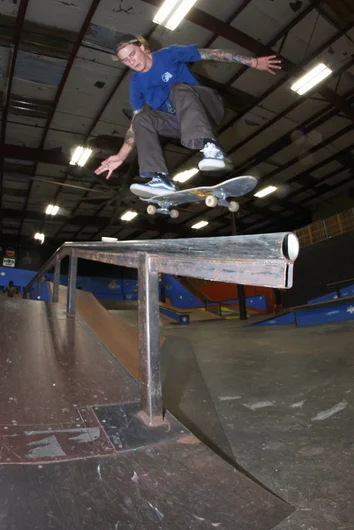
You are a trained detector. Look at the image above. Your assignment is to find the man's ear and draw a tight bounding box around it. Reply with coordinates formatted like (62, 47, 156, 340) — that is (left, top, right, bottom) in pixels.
(139, 44, 145, 53)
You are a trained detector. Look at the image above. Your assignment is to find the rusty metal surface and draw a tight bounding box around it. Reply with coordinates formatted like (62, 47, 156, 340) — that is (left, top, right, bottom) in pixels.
(138, 253, 162, 424)
(24, 233, 299, 295)
(67, 250, 77, 316)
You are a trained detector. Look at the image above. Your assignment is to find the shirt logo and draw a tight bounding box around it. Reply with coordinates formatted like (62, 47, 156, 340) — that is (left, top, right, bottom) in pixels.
(162, 71, 173, 83)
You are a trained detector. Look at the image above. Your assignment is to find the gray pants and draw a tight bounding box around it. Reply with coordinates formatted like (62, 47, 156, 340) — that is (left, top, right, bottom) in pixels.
(132, 83, 224, 175)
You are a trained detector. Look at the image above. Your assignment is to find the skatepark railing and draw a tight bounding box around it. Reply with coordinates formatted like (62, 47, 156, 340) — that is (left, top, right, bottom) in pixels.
(23, 234, 299, 427)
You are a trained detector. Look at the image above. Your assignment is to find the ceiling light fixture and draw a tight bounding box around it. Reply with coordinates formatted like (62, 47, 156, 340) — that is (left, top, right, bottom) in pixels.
(34, 232, 45, 244)
(191, 220, 208, 229)
(173, 167, 199, 183)
(46, 204, 59, 216)
(291, 63, 332, 95)
(254, 186, 277, 198)
(153, 0, 198, 30)
(121, 210, 138, 221)
(70, 146, 93, 167)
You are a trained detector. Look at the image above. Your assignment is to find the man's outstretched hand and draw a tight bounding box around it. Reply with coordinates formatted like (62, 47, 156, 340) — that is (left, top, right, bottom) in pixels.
(95, 154, 125, 180)
(253, 55, 282, 75)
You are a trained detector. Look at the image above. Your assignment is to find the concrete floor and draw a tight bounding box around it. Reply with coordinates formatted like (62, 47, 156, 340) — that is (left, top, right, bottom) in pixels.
(159, 318, 354, 530)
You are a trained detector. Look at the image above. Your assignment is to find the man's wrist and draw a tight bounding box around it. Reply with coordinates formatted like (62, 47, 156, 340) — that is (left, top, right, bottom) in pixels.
(252, 58, 258, 69)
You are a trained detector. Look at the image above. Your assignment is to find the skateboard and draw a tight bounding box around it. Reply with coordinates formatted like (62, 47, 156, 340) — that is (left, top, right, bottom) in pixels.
(134, 175, 258, 218)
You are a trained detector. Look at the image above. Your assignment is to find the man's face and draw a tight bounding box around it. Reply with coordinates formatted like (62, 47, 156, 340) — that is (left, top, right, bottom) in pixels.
(117, 44, 148, 72)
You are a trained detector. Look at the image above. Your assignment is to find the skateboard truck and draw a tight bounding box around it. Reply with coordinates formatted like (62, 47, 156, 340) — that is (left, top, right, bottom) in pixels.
(204, 194, 239, 212)
(147, 204, 179, 218)
(146, 195, 239, 218)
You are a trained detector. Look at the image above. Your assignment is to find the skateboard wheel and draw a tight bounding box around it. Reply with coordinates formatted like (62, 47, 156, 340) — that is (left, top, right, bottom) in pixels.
(170, 209, 179, 219)
(228, 201, 239, 213)
(205, 195, 217, 208)
(147, 205, 157, 215)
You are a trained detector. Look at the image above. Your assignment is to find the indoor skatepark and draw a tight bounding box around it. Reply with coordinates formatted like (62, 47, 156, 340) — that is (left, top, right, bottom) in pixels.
(1, 0, 354, 528)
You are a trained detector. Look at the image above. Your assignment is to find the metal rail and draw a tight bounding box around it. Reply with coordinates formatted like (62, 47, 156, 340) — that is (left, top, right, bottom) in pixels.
(23, 233, 299, 426)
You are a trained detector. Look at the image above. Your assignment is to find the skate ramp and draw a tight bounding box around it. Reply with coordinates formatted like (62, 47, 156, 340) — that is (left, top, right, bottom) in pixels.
(48, 283, 148, 378)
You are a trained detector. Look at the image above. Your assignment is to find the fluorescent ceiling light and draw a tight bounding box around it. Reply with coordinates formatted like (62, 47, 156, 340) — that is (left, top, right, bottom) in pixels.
(46, 204, 59, 215)
(70, 146, 93, 167)
(291, 63, 332, 95)
(153, 0, 198, 30)
(254, 185, 277, 198)
(34, 232, 45, 243)
(121, 210, 138, 221)
(192, 220, 208, 230)
(173, 167, 199, 183)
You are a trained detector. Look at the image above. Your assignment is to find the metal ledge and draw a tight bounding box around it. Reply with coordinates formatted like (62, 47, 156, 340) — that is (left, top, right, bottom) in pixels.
(23, 232, 299, 426)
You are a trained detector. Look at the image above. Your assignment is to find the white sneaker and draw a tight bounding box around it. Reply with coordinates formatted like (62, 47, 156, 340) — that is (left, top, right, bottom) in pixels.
(198, 141, 226, 171)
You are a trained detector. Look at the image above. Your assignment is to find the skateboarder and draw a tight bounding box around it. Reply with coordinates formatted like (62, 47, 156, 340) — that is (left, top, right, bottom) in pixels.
(95, 35, 281, 196)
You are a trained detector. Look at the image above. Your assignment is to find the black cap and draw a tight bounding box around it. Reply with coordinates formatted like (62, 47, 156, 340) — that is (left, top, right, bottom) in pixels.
(115, 33, 139, 52)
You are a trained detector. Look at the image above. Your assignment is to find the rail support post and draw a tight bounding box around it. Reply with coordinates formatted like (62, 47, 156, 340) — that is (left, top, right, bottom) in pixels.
(67, 250, 78, 316)
(137, 252, 164, 426)
(53, 257, 61, 303)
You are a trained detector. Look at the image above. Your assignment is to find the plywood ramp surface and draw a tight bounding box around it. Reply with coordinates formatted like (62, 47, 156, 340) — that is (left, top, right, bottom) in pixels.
(48, 284, 146, 379)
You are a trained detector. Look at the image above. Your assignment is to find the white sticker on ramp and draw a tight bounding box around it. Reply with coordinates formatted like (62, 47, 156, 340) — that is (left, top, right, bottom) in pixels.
(26, 435, 66, 459)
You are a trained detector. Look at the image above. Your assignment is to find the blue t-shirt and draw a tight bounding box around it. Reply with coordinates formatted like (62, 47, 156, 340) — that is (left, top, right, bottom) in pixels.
(130, 45, 201, 114)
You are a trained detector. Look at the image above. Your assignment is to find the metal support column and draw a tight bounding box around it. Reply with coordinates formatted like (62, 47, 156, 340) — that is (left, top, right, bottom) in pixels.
(53, 258, 61, 303)
(36, 279, 41, 299)
(238, 284, 247, 320)
(137, 252, 163, 426)
(67, 250, 78, 316)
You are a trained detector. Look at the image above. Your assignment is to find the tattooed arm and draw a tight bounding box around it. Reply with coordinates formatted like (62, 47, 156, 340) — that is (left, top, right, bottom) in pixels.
(199, 49, 254, 66)
(95, 110, 141, 179)
(198, 49, 282, 74)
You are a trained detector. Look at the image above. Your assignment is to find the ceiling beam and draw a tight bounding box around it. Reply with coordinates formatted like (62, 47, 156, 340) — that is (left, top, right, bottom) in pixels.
(19, 0, 103, 237)
(318, 85, 354, 122)
(230, 92, 354, 180)
(141, 0, 293, 67)
(0, 143, 70, 165)
(0, 0, 30, 226)
(0, 142, 128, 175)
(0, 208, 188, 238)
(250, 123, 353, 188)
(227, 58, 354, 162)
(1, 209, 109, 227)
(223, 0, 323, 89)
(237, 144, 354, 231)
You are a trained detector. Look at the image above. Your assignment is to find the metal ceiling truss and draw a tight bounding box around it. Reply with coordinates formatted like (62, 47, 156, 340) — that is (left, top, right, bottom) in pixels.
(0, 0, 30, 233)
(17, 0, 102, 239)
(230, 143, 354, 235)
(3, 133, 352, 242)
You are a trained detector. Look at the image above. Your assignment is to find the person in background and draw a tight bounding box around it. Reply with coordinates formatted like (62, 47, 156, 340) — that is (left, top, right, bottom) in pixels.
(4, 281, 16, 297)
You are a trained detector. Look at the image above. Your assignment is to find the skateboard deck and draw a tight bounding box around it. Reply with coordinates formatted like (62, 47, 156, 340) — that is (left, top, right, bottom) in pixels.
(133, 175, 257, 218)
